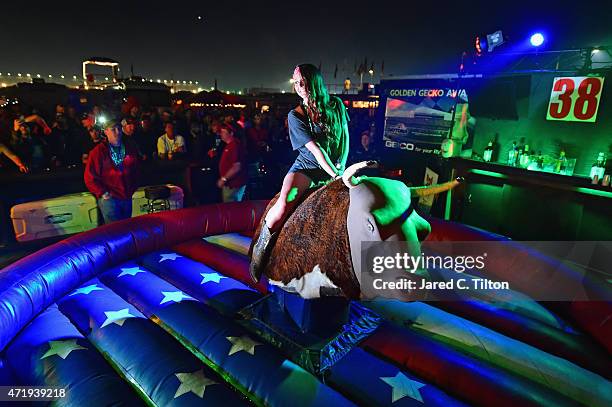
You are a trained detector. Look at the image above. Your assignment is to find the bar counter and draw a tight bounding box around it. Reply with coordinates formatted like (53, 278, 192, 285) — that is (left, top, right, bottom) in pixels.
(450, 158, 612, 241)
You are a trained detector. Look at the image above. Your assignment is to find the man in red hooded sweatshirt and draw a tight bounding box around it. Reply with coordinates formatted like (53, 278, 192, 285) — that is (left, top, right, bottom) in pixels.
(84, 117, 140, 223)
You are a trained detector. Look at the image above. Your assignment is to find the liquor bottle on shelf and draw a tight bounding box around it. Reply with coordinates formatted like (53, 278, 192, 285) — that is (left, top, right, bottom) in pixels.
(536, 151, 544, 169)
(555, 150, 566, 173)
(519, 144, 530, 168)
(507, 142, 518, 166)
(604, 154, 611, 187)
(590, 152, 606, 183)
(516, 141, 524, 165)
(483, 141, 494, 162)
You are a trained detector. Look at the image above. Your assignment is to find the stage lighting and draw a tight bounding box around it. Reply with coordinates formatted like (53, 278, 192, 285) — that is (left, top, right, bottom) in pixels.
(474, 30, 504, 55)
(530, 33, 544, 47)
(486, 30, 504, 52)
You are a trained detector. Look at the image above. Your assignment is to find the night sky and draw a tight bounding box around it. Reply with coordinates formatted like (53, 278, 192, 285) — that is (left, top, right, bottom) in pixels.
(3, 1, 611, 91)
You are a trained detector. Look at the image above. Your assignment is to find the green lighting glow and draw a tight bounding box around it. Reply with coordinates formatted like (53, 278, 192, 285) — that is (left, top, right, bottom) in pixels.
(287, 187, 299, 203)
(469, 169, 508, 179)
(575, 187, 612, 199)
(365, 177, 411, 226)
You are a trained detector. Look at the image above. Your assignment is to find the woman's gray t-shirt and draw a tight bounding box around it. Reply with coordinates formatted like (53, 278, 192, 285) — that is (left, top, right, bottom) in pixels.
(287, 109, 322, 172)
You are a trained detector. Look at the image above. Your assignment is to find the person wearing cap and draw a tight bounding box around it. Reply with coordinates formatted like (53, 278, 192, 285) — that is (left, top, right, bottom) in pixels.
(121, 116, 148, 160)
(121, 117, 136, 138)
(84, 117, 140, 224)
(68, 111, 102, 165)
(217, 124, 248, 202)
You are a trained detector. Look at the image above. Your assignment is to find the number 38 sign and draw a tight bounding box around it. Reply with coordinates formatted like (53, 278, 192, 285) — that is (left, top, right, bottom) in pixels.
(547, 76, 604, 122)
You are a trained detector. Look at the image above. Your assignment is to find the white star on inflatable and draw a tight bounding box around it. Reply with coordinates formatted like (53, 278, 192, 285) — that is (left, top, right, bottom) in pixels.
(41, 339, 87, 360)
(69, 284, 103, 296)
(100, 308, 137, 328)
(159, 253, 183, 263)
(380, 372, 426, 403)
(226, 335, 261, 356)
(160, 291, 194, 304)
(200, 272, 227, 284)
(118, 266, 146, 277)
(174, 369, 217, 399)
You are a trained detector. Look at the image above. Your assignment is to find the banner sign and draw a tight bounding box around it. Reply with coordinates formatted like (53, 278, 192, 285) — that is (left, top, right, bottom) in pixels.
(378, 79, 470, 155)
(546, 76, 604, 122)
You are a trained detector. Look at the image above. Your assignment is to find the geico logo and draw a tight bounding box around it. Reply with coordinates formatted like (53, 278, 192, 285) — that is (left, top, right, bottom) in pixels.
(385, 140, 415, 150)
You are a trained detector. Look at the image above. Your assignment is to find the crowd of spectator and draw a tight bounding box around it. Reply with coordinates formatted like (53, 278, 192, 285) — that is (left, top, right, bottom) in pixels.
(0, 102, 300, 173)
(0, 99, 378, 210)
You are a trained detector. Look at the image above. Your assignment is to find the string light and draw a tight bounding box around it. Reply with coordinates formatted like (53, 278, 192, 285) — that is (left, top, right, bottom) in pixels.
(0, 68, 202, 88)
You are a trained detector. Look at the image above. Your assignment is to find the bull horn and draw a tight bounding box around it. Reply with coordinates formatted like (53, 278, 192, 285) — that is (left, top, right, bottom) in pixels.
(411, 177, 464, 198)
(342, 160, 378, 188)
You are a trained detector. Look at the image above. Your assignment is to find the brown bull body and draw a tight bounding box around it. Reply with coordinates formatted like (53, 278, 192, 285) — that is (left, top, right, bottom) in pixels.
(250, 180, 361, 299)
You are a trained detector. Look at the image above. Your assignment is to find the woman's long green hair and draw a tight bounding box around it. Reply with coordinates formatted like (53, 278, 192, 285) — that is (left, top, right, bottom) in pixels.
(296, 63, 347, 144)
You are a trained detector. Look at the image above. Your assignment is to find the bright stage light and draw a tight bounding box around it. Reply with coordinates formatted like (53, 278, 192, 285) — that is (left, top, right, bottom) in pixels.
(530, 33, 544, 47)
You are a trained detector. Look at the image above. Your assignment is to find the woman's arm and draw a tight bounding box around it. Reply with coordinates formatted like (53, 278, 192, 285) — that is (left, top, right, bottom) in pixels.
(304, 141, 338, 178)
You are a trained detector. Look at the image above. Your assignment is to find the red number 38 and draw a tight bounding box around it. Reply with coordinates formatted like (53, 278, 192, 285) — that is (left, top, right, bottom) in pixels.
(549, 77, 602, 120)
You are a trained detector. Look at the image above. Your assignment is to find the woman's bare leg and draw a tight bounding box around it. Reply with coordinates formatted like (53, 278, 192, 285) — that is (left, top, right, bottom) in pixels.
(265, 171, 313, 231)
(251, 171, 313, 282)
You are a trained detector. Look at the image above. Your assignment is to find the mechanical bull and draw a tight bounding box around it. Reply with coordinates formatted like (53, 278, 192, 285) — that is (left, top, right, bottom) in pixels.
(249, 161, 462, 300)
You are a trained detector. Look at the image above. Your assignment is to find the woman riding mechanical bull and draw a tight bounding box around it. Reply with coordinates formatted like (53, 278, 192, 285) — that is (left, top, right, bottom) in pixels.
(250, 64, 462, 299)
